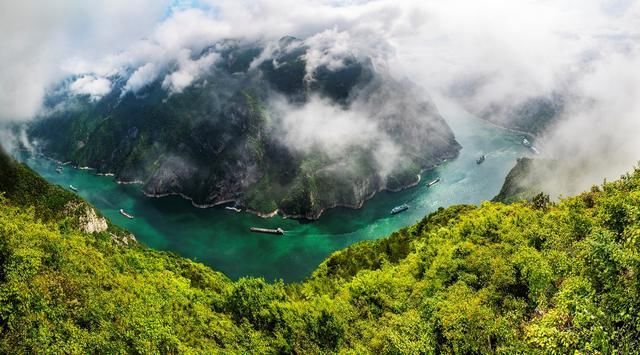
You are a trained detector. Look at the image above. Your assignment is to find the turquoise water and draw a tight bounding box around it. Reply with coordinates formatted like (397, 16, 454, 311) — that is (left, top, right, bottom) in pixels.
(22, 97, 531, 282)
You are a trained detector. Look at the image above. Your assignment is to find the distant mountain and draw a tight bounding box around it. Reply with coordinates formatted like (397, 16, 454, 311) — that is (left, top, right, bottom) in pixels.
(476, 94, 564, 135)
(449, 79, 565, 136)
(492, 158, 554, 203)
(28, 37, 460, 219)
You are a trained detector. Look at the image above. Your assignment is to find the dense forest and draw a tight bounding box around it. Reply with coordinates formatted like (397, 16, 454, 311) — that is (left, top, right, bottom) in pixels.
(1, 148, 640, 353)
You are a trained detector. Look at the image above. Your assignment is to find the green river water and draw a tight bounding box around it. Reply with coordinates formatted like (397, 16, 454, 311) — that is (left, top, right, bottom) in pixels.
(21, 97, 533, 282)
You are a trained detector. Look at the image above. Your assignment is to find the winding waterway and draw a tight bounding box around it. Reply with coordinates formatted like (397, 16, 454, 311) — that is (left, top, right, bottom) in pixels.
(21, 96, 533, 282)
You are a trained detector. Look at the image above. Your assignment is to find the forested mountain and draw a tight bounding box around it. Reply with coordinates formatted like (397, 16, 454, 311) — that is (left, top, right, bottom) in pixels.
(28, 37, 460, 219)
(2, 148, 640, 353)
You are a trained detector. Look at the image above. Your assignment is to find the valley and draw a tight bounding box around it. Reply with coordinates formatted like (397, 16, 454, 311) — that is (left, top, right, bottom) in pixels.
(21, 96, 533, 281)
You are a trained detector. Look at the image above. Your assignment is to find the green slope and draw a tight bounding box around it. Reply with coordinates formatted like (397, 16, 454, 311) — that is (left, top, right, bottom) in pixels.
(1, 149, 640, 353)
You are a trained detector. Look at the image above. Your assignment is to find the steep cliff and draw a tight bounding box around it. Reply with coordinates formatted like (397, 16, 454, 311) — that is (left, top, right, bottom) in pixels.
(28, 38, 460, 219)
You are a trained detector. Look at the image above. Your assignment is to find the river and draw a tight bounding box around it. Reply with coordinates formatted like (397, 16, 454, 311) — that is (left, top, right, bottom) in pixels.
(21, 96, 533, 282)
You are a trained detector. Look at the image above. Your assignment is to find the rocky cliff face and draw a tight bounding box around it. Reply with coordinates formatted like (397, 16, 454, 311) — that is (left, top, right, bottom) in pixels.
(29, 38, 460, 219)
(71, 202, 109, 234)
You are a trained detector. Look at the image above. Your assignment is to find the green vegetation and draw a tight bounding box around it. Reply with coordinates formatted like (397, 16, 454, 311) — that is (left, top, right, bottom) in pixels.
(29, 39, 460, 219)
(3, 148, 640, 352)
(0, 148, 78, 222)
(0, 147, 130, 240)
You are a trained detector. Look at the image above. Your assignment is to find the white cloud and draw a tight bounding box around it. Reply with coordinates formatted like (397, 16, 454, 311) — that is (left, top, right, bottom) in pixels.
(124, 63, 163, 94)
(3, 0, 640, 192)
(0, 0, 169, 121)
(269, 94, 404, 178)
(69, 75, 112, 100)
(272, 95, 381, 154)
(536, 48, 640, 196)
(162, 50, 219, 94)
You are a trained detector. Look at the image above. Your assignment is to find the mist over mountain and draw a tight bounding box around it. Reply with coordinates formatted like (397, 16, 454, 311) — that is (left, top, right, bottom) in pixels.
(2, 0, 640, 204)
(4, 1, 640, 352)
(29, 37, 459, 218)
(1, 0, 640, 216)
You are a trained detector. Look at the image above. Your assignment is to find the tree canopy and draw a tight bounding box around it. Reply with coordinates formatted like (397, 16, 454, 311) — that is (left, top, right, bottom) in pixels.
(2, 153, 640, 353)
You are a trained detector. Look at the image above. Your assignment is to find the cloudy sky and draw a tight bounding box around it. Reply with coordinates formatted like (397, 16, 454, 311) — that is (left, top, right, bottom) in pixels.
(1, 0, 636, 120)
(1, 0, 640, 193)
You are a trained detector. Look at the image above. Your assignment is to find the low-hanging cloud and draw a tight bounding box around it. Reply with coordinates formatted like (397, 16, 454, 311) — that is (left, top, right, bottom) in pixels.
(2, 0, 640, 194)
(533, 47, 640, 197)
(69, 75, 112, 101)
(269, 94, 404, 178)
(5, 0, 637, 112)
(162, 51, 219, 94)
(0, 0, 170, 121)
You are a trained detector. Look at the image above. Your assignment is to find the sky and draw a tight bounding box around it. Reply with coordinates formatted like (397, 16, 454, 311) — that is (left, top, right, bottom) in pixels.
(1, 0, 640, 194)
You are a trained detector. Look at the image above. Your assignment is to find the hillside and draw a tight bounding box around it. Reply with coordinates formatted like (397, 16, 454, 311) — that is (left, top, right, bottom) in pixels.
(0, 147, 133, 243)
(1, 149, 640, 352)
(28, 38, 460, 219)
(492, 158, 554, 203)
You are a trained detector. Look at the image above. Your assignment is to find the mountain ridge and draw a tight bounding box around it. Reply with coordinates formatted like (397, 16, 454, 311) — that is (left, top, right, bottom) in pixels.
(28, 37, 460, 219)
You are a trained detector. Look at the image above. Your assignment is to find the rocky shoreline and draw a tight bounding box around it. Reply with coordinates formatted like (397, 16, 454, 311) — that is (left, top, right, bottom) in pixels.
(140, 149, 458, 220)
(40, 139, 458, 220)
(39, 151, 457, 221)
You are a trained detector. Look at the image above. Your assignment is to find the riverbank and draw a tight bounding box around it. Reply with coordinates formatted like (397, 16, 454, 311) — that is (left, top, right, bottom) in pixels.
(19, 97, 531, 282)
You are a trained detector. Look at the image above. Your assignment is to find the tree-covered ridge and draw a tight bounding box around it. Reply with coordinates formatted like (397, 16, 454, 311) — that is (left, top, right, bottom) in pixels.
(2, 149, 640, 352)
(0, 148, 131, 242)
(29, 38, 460, 219)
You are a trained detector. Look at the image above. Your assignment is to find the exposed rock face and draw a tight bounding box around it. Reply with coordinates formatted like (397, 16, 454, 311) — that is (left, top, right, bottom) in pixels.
(30, 38, 461, 219)
(64, 201, 108, 234)
(78, 205, 108, 234)
(111, 232, 137, 246)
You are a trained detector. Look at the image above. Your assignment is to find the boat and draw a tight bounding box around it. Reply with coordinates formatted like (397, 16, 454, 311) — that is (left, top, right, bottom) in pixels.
(56, 166, 63, 173)
(119, 209, 134, 219)
(427, 178, 441, 187)
(522, 137, 541, 154)
(476, 155, 486, 164)
(390, 203, 409, 215)
(250, 227, 284, 235)
(225, 206, 242, 213)
(69, 185, 78, 192)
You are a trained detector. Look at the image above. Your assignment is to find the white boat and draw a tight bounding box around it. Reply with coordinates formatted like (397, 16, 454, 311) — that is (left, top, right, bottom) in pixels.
(390, 204, 409, 215)
(250, 227, 284, 235)
(427, 178, 441, 187)
(119, 209, 134, 219)
(69, 185, 78, 192)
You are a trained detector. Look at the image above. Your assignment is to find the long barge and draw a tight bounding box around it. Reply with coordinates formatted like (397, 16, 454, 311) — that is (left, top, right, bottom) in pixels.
(250, 227, 285, 235)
